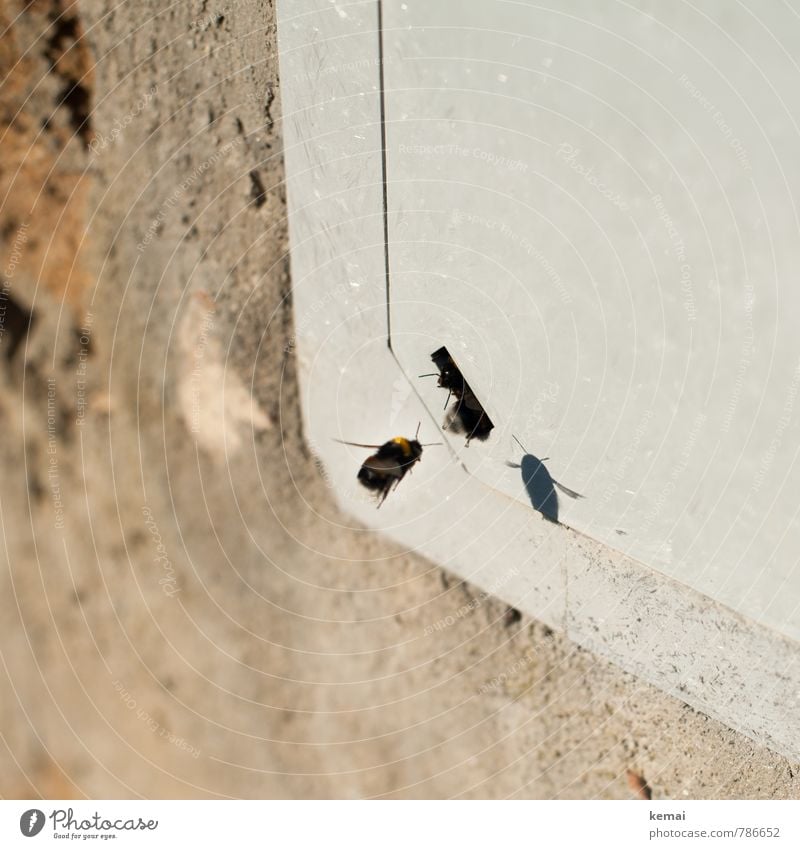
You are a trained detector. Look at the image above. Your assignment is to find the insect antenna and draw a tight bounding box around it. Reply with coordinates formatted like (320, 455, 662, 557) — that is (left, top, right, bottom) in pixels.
(332, 438, 382, 449)
(512, 434, 528, 454)
(510, 434, 549, 461)
(413, 422, 441, 447)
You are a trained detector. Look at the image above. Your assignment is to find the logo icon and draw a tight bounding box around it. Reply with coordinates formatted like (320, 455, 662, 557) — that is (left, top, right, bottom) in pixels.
(19, 809, 45, 837)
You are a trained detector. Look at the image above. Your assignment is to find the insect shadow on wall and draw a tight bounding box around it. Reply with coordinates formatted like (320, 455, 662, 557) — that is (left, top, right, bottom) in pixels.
(507, 435, 583, 523)
(335, 424, 440, 507)
(419, 346, 494, 445)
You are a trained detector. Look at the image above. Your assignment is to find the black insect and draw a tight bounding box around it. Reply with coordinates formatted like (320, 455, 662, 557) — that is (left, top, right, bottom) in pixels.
(507, 435, 583, 523)
(421, 346, 494, 445)
(336, 426, 437, 507)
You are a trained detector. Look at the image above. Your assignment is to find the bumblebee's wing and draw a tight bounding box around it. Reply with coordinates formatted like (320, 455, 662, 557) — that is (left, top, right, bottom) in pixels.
(361, 455, 404, 475)
(377, 473, 408, 508)
(334, 438, 383, 449)
(358, 455, 407, 508)
(553, 480, 584, 500)
(384, 468, 409, 505)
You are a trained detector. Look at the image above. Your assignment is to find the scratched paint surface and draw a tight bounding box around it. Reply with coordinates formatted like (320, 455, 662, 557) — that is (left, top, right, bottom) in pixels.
(382, 0, 800, 639)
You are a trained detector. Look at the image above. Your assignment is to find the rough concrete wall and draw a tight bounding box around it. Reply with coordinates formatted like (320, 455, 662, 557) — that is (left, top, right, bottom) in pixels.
(0, 0, 797, 799)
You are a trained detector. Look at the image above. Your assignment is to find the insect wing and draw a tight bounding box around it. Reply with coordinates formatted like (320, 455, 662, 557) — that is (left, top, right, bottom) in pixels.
(334, 438, 383, 449)
(553, 480, 584, 500)
(358, 453, 406, 489)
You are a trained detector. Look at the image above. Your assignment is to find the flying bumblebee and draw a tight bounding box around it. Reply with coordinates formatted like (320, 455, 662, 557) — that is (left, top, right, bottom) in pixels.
(421, 346, 494, 444)
(336, 426, 438, 506)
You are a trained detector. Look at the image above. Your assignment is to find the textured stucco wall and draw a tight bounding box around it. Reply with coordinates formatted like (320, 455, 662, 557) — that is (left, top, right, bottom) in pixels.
(0, 0, 797, 799)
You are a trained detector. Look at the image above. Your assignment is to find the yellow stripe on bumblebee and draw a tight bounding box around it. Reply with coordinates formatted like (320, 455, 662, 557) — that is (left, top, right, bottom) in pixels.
(391, 437, 412, 456)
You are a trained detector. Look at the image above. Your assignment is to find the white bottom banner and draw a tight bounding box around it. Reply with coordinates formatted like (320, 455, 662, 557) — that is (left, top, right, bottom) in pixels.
(2, 800, 798, 848)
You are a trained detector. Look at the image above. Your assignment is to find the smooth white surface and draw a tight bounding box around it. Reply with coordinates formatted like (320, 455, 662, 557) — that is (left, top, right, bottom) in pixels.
(383, 0, 800, 641)
(278, 0, 800, 759)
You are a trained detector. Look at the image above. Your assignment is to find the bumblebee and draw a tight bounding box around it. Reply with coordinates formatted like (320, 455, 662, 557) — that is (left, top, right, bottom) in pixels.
(336, 428, 436, 506)
(421, 346, 494, 444)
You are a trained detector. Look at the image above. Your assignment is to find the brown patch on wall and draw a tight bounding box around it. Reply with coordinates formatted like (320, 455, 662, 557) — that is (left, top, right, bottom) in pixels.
(0, 1, 94, 311)
(626, 769, 653, 800)
(7, 756, 82, 800)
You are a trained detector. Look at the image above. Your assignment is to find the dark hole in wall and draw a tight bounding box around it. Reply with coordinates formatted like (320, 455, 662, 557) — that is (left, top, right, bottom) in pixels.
(264, 83, 276, 131)
(0, 287, 36, 362)
(249, 170, 267, 208)
(44, 9, 82, 61)
(1, 219, 19, 240)
(57, 77, 93, 146)
(62, 323, 94, 367)
(27, 465, 45, 502)
(44, 11, 93, 147)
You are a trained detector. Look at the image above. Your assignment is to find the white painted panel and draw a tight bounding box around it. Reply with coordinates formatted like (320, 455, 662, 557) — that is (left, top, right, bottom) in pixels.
(277, 0, 800, 759)
(383, 0, 800, 641)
